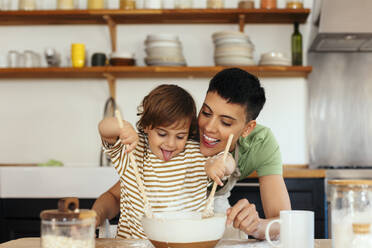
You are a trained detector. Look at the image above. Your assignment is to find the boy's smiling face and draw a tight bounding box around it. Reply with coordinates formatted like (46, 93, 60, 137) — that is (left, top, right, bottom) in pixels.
(144, 118, 191, 161)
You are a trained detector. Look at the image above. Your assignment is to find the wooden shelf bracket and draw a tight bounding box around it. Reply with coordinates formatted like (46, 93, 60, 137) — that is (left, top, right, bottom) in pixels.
(103, 15, 117, 52)
(104, 73, 116, 100)
(239, 14, 245, 32)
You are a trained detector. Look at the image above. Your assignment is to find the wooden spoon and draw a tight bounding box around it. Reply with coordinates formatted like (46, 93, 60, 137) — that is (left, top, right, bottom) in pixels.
(202, 134, 234, 218)
(115, 110, 153, 218)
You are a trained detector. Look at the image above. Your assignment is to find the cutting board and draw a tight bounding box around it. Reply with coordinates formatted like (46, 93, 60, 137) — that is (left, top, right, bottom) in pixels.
(0, 238, 152, 248)
(0, 238, 332, 248)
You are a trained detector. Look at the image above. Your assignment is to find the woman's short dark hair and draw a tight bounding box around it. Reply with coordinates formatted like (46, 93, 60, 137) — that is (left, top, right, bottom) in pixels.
(136, 84, 197, 139)
(208, 68, 266, 122)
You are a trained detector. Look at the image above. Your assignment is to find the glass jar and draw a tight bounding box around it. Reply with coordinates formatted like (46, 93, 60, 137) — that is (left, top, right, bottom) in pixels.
(57, 0, 75, 10)
(260, 0, 276, 9)
(238, 0, 254, 9)
(328, 180, 372, 248)
(40, 197, 96, 248)
(207, 0, 224, 9)
(175, 0, 193, 9)
(87, 0, 105, 9)
(19, 0, 36, 10)
(286, 0, 303, 9)
(120, 0, 136, 10)
(350, 223, 372, 248)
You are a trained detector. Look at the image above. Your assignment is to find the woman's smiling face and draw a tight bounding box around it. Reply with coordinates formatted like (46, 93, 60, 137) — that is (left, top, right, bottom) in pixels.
(198, 91, 256, 157)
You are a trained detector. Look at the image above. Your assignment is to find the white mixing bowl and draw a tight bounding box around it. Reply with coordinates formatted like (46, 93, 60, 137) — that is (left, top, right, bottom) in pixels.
(141, 212, 226, 248)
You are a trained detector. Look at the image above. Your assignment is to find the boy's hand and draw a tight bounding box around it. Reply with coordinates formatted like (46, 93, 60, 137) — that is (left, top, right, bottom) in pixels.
(205, 153, 236, 186)
(118, 120, 138, 153)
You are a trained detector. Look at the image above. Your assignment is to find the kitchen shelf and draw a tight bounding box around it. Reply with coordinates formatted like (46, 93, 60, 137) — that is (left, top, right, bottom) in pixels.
(0, 9, 310, 25)
(0, 66, 312, 78)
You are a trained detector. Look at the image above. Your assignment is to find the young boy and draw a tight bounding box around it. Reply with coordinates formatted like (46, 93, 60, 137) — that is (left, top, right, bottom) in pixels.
(98, 84, 234, 239)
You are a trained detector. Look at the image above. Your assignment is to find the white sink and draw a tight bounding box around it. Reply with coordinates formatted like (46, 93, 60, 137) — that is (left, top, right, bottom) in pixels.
(0, 167, 119, 198)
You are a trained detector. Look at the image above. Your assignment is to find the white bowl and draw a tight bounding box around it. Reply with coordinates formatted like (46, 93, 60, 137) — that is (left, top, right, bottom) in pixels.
(215, 56, 255, 66)
(110, 51, 134, 59)
(260, 51, 289, 61)
(141, 212, 226, 248)
(145, 40, 182, 48)
(214, 37, 250, 46)
(212, 30, 249, 41)
(145, 47, 183, 57)
(146, 34, 180, 42)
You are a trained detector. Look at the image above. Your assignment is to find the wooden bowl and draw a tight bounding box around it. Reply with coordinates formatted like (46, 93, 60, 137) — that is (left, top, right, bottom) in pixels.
(109, 58, 135, 66)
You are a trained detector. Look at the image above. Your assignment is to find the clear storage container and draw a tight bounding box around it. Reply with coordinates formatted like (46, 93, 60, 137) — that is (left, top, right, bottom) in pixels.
(120, 0, 136, 9)
(260, 0, 276, 9)
(175, 0, 193, 9)
(207, 0, 224, 9)
(328, 180, 372, 248)
(40, 197, 96, 248)
(286, 0, 303, 9)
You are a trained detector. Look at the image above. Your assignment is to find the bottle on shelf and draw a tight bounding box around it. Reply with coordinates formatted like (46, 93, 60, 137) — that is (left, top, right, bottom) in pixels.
(291, 22, 302, 66)
(350, 223, 372, 248)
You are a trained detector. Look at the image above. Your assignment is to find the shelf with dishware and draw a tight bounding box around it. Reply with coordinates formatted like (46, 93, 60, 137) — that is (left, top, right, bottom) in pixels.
(0, 8, 310, 26)
(0, 7, 311, 99)
(0, 66, 312, 79)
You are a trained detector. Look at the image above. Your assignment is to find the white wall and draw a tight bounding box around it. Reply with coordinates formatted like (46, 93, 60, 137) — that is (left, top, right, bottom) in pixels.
(0, 0, 313, 166)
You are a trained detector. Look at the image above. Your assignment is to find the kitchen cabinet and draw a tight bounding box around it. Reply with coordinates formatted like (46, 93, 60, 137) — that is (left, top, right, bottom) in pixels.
(228, 178, 326, 239)
(0, 8, 312, 86)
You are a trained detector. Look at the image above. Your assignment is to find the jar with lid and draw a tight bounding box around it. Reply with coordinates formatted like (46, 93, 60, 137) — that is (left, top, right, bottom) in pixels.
(175, 0, 193, 9)
(207, 0, 224, 9)
(19, 0, 36, 10)
(40, 197, 96, 248)
(238, 0, 254, 9)
(260, 0, 276, 9)
(350, 223, 372, 248)
(328, 180, 372, 248)
(120, 0, 136, 10)
(57, 0, 75, 10)
(87, 0, 106, 9)
(286, 0, 303, 9)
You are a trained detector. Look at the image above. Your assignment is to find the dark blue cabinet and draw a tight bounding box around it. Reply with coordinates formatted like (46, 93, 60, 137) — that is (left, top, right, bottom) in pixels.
(0, 198, 96, 243)
(228, 178, 326, 239)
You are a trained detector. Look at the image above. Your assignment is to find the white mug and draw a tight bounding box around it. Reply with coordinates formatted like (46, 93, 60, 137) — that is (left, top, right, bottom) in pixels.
(265, 210, 314, 248)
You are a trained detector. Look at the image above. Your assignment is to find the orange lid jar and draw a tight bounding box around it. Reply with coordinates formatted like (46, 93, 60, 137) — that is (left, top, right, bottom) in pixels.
(260, 0, 276, 9)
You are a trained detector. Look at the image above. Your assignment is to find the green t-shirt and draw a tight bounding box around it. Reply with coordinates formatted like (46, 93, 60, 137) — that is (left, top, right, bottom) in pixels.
(237, 124, 282, 179)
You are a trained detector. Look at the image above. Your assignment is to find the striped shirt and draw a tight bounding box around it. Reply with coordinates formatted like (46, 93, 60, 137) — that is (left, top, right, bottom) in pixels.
(103, 133, 208, 239)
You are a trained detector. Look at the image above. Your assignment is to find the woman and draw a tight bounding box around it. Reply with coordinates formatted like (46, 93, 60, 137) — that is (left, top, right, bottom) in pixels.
(93, 68, 291, 240)
(198, 68, 291, 239)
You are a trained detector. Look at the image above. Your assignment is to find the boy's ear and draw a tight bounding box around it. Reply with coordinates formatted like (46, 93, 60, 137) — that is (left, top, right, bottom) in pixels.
(241, 120, 256, 138)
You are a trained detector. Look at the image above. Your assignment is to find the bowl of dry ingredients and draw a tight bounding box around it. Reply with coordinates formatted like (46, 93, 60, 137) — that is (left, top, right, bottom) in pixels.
(40, 197, 96, 248)
(141, 211, 226, 248)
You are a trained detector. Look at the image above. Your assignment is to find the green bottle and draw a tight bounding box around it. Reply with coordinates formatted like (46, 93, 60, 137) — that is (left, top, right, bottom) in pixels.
(291, 22, 303, 66)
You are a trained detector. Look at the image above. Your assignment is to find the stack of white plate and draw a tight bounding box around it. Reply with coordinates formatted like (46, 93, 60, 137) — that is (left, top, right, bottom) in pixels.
(259, 51, 291, 66)
(144, 34, 187, 66)
(212, 30, 255, 66)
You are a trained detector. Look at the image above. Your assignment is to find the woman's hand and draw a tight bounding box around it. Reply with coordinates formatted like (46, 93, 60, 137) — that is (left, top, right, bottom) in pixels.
(205, 153, 235, 186)
(118, 120, 138, 153)
(226, 199, 260, 237)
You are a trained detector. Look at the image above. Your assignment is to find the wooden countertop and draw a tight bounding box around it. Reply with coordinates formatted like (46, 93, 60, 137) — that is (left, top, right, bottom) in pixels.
(0, 238, 331, 248)
(247, 165, 326, 178)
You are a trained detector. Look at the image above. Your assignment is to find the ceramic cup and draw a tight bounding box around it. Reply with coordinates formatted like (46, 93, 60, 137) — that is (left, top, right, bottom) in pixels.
(91, 53, 107, 66)
(265, 210, 314, 248)
(71, 43, 85, 68)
